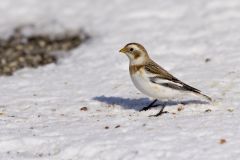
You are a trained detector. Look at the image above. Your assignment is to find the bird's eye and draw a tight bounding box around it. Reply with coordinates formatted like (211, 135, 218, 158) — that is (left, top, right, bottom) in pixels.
(130, 48, 134, 52)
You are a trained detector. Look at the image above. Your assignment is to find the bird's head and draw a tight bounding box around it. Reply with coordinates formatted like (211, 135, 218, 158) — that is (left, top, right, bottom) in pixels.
(119, 43, 149, 65)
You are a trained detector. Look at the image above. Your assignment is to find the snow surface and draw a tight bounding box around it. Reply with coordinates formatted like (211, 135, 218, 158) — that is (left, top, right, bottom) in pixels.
(0, 0, 240, 159)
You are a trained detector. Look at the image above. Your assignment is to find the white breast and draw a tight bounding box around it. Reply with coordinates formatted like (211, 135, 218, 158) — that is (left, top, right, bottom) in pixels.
(130, 70, 186, 100)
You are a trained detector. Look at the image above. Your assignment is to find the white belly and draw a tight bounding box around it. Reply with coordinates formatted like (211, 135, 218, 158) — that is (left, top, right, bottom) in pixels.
(130, 72, 186, 100)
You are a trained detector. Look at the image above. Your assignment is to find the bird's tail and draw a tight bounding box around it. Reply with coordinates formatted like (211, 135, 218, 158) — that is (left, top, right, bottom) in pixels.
(199, 93, 212, 102)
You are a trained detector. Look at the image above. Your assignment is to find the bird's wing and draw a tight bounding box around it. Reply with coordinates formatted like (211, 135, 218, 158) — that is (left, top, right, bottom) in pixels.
(144, 60, 201, 93)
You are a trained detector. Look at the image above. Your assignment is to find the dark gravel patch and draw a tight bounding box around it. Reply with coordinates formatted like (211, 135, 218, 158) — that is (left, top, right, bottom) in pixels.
(0, 26, 89, 76)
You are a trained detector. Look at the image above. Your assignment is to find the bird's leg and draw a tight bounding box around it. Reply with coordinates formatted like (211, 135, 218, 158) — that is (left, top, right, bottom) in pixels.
(140, 99, 158, 111)
(149, 104, 169, 117)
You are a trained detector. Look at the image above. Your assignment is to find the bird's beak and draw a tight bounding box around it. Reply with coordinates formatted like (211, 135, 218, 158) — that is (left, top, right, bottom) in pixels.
(119, 47, 127, 54)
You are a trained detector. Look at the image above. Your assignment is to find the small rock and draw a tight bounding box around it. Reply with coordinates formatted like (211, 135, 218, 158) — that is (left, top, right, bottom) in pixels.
(80, 107, 88, 111)
(105, 126, 109, 129)
(177, 106, 184, 112)
(227, 109, 234, 112)
(38, 153, 43, 157)
(115, 125, 121, 128)
(205, 58, 211, 63)
(38, 40, 46, 47)
(219, 139, 226, 144)
(3, 67, 12, 75)
(205, 109, 212, 112)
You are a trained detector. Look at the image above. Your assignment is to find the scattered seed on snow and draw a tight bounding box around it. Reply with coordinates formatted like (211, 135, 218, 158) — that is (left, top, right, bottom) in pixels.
(115, 125, 121, 128)
(219, 139, 226, 144)
(80, 107, 88, 111)
(205, 109, 212, 112)
(205, 58, 211, 63)
(177, 106, 184, 112)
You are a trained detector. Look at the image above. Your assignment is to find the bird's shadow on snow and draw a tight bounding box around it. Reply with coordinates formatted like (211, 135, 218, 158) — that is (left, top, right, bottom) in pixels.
(93, 96, 208, 111)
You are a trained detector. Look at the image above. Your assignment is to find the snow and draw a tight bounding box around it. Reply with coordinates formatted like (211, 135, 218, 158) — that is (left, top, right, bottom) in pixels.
(0, 0, 240, 159)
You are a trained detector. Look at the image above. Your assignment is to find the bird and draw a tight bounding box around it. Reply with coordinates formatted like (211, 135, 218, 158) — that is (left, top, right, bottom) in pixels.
(119, 42, 212, 116)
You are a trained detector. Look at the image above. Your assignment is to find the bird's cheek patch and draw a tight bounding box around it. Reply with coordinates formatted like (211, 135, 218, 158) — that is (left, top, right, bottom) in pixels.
(134, 52, 141, 59)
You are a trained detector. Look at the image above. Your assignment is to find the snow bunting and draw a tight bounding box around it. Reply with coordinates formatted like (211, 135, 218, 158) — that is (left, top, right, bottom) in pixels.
(119, 43, 212, 116)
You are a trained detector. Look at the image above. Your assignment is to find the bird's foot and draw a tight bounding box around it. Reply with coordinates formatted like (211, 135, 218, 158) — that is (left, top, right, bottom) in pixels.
(140, 99, 158, 111)
(148, 106, 168, 117)
(149, 111, 169, 117)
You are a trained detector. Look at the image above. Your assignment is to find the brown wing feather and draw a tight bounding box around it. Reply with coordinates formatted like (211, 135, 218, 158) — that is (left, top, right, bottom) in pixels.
(145, 60, 201, 93)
